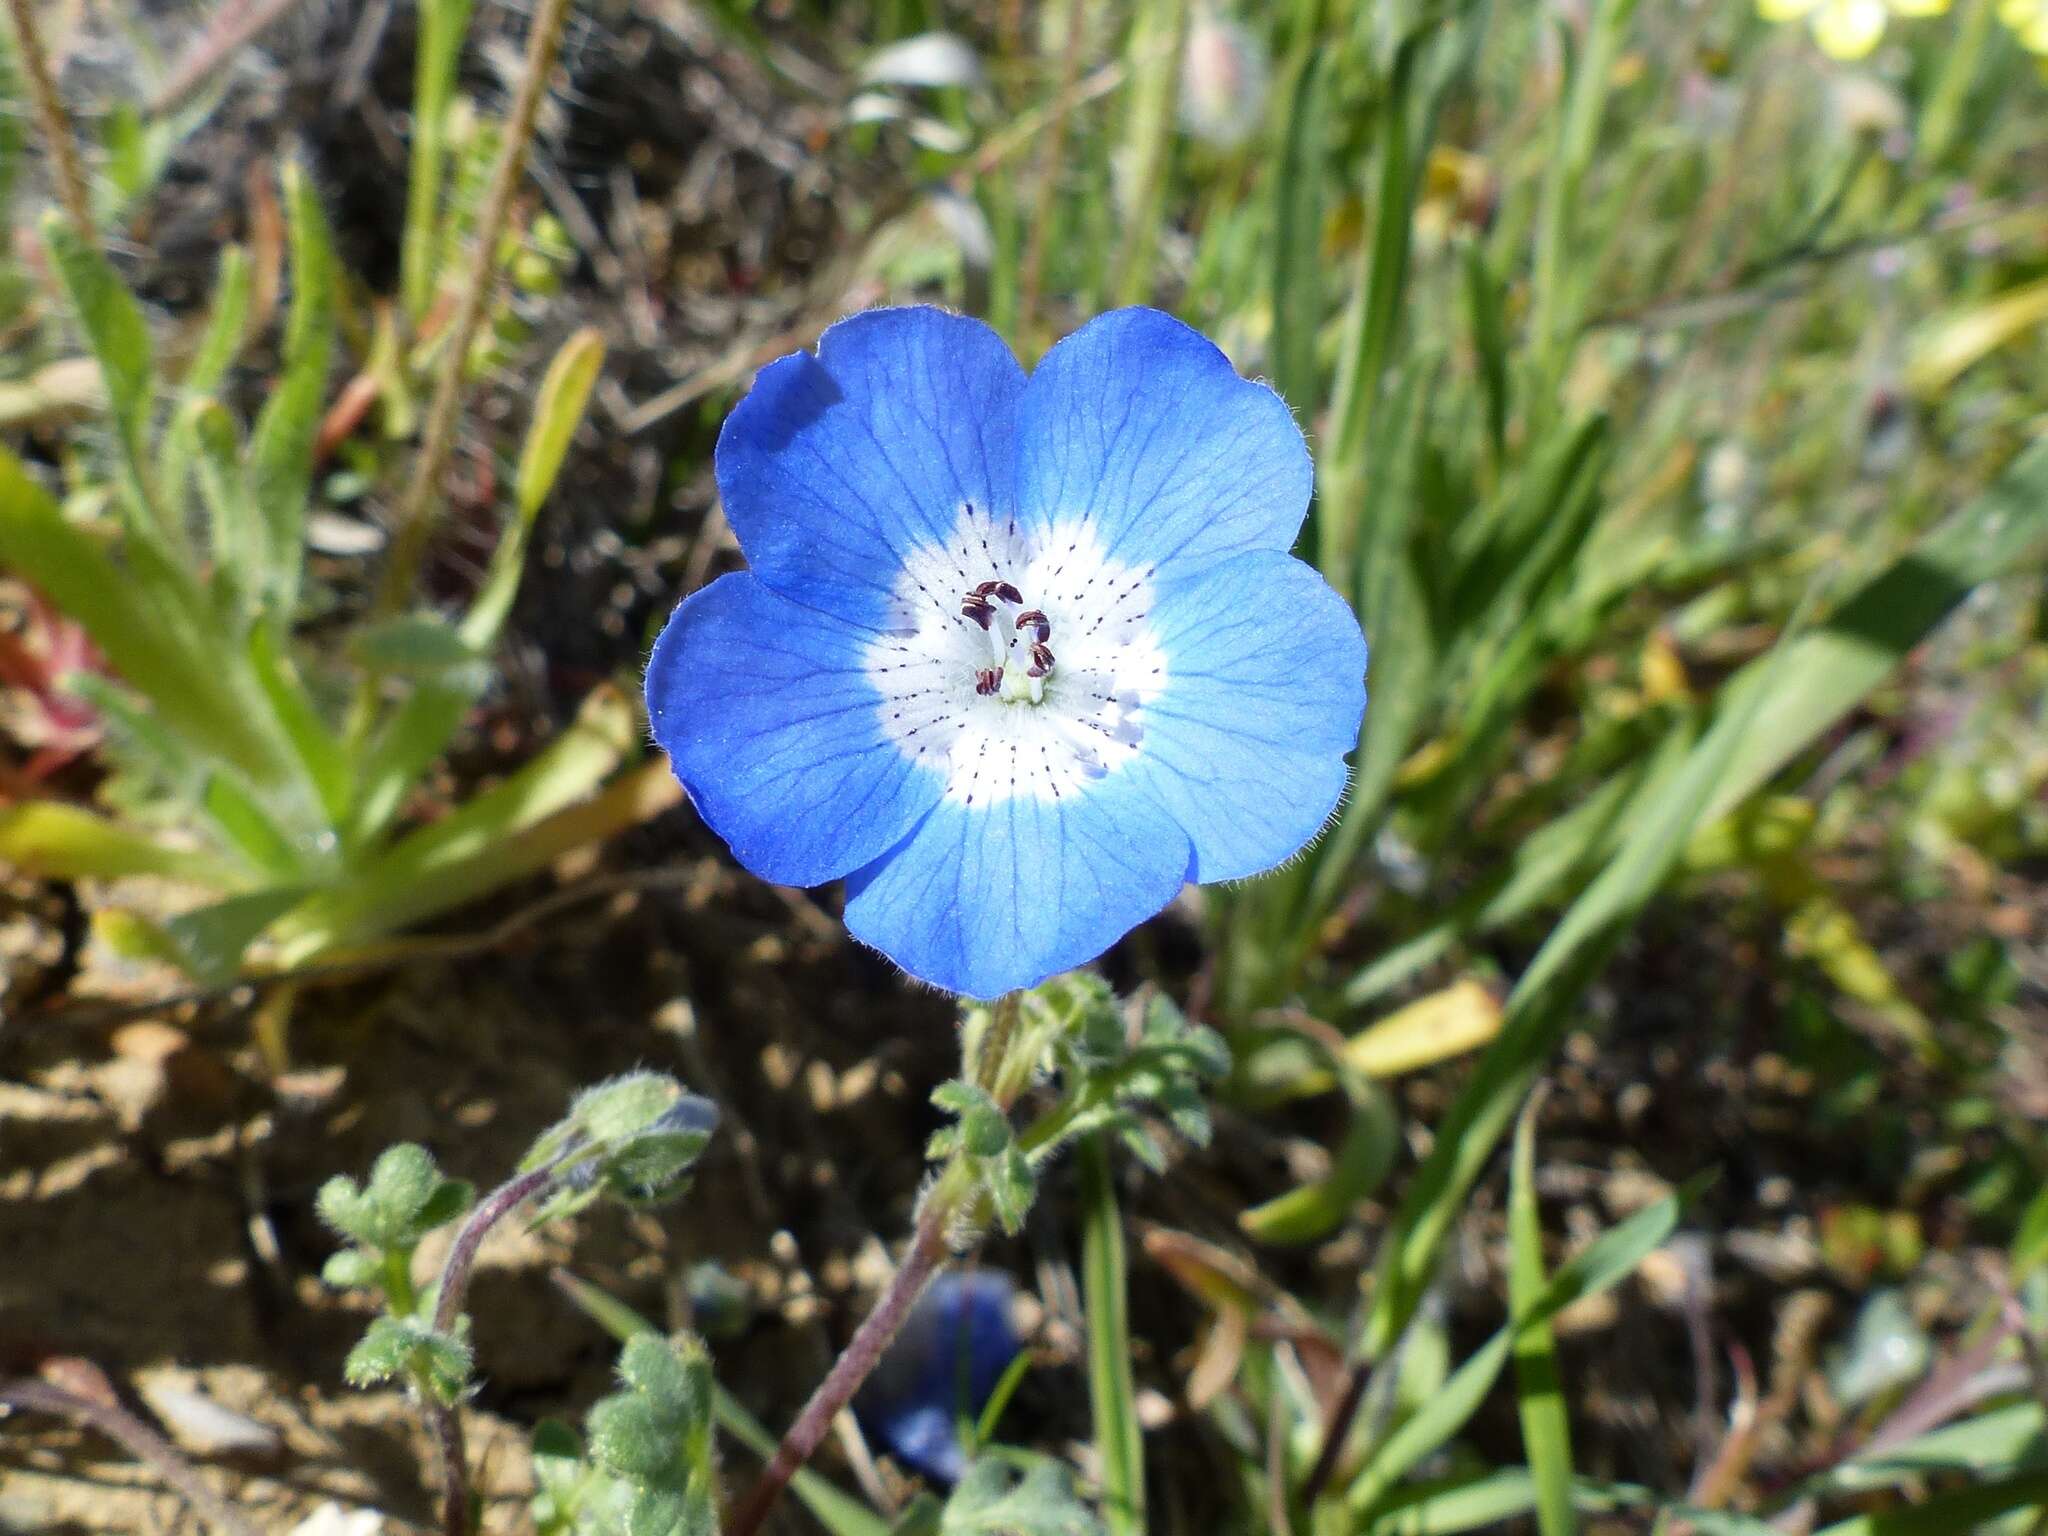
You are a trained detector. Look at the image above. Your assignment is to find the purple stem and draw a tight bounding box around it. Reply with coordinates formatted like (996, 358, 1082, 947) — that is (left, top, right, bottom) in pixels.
(724, 1201, 954, 1536)
(0, 1378, 261, 1536)
(427, 1163, 558, 1536)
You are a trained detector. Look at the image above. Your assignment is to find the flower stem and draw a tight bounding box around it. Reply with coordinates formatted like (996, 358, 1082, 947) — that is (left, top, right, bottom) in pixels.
(371, 0, 573, 620)
(422, 1163, 558, 1536)
(2, 0, 96, 241)
(977, 989, 1024, 1099)
(724, 1170, 964, 1536)
(724, 985, 1029, 1536)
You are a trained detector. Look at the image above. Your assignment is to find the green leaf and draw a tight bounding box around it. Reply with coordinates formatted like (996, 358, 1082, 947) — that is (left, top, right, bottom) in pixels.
(940, 1456, 1105, 1536)
(549, 1269, 889, 1536)
(1239, 1092, 1399, 1244)
(1270, 49, 1330, 427)
(184, 399, 258, 608)
(246, 158, 335, 622)
(159, 246, 252, 526)
(282, 687, 642, 957)
(1702, 439, 2048, 827)
(153, 885, 310, 984)
(1104, 0, 1190, 307)
(2015, 1184, 2048, 1281)
(344, 681, 482, 850)
(320, 1248, 381, 1290)
(39, 213, 162, 540)
(1527, 0, 1641, 408)
(202, 771, 306, 879)
(343, 1314, 473, 1398)
(1462, 242, 1510, 463)
(1346, 1184, 1690, 1517)
(348, 612, 489, 679)
(1810, 1471, 2048, 1536)
(400, 0, 477, 321)
(513, 327, 605, 523)
(0, 449, 300, 795)
(1817, 1403, 2048, 1493)
(1508, 1096, 1575, 1536)
(1079, 1138, 1144, 1536)
(246, 621, 350, 828)
(445, 325, 605, 654)
(1362, 586, 1798, 1358)
(0, 800, 240, 886)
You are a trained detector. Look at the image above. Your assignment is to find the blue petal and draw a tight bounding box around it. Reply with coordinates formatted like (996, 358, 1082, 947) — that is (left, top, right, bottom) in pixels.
(646, 573, 941, 887)
(1127, 552, 1366, 882)
(716, 307, 1027, 629)
(1015, 308, 1312, 580)
(843, 779, 1191, 999)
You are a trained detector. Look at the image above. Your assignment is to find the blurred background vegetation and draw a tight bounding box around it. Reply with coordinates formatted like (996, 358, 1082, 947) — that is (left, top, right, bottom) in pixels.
(1, 0, 2045, 1531)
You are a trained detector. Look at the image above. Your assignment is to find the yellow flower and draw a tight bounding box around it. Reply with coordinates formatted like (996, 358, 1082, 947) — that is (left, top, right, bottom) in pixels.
(1758, 0, 1952, 59)
(1999, 0, 2048, 53)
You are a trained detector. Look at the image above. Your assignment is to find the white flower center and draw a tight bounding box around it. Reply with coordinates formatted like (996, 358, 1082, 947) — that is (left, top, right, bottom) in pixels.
(864, 503, 1167, 806)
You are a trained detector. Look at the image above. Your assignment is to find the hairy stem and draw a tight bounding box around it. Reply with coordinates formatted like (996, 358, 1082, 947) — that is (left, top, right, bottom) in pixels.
(722, 986, 1026, 1535)
(723, 1178, 960, 1536)
(2, 0, 95, 239)
(372, 0, 573, 618)
(422, 1163, 557, 1536)
(0, 1377, 260, 1536)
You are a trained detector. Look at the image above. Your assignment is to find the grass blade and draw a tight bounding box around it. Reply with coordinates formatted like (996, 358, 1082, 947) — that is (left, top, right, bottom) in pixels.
(1810, 1471, 2048, 1536)
(1081, 1135, 1146, 1536)
(1363, 601, 1790, 1358)
(1508, 1093, 1575, 1536)
(1270, 48, 1331, 427)
(1345, 1182, 1691, 1517)
(1702, 439, 2048, 826)
(1105, 0, 1190, 307)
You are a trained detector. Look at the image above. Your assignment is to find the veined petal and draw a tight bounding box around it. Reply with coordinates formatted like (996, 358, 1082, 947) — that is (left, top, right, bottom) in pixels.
(647, 573, 942, 887)
(1127, 552, 1366, 883)
(1015, 308, 1312, 584)
(843, 777, 1190, 999)
(716, 307, 1027, 629)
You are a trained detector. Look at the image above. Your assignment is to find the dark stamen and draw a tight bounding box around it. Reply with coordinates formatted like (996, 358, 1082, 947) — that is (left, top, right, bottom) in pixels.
(961, 597, 996, 628)
(975, 667, 1004, 696)
(993, 582, 1024, 605)
(970, 580, 1004, 599)
(1014, 608, 1051, 641)
(1028, 643, 1054, 678)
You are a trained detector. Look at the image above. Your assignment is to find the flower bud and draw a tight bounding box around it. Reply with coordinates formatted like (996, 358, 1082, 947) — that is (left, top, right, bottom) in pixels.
(856, 1271, 1022, 1483)
(1179, 13, 1269, 149)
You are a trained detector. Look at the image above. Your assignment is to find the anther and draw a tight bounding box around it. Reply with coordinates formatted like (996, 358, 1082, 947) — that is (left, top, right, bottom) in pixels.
(1014, 609, 1051, 641)
(993, 581, 1024, 605)
(1027, 643, 1055, 678)
(975, 667, 1004, 696)
(961, 597, 996, 628)
(970, 580, 1004, 599)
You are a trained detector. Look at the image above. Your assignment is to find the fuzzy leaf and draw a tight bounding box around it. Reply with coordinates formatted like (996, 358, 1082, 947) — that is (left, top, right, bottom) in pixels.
(941, 1456, 1104, 1535)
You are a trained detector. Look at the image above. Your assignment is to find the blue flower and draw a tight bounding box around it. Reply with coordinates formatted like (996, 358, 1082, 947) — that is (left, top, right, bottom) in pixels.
(646, 306, 1366, 998)
(854, 1271, 1020, 1484)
